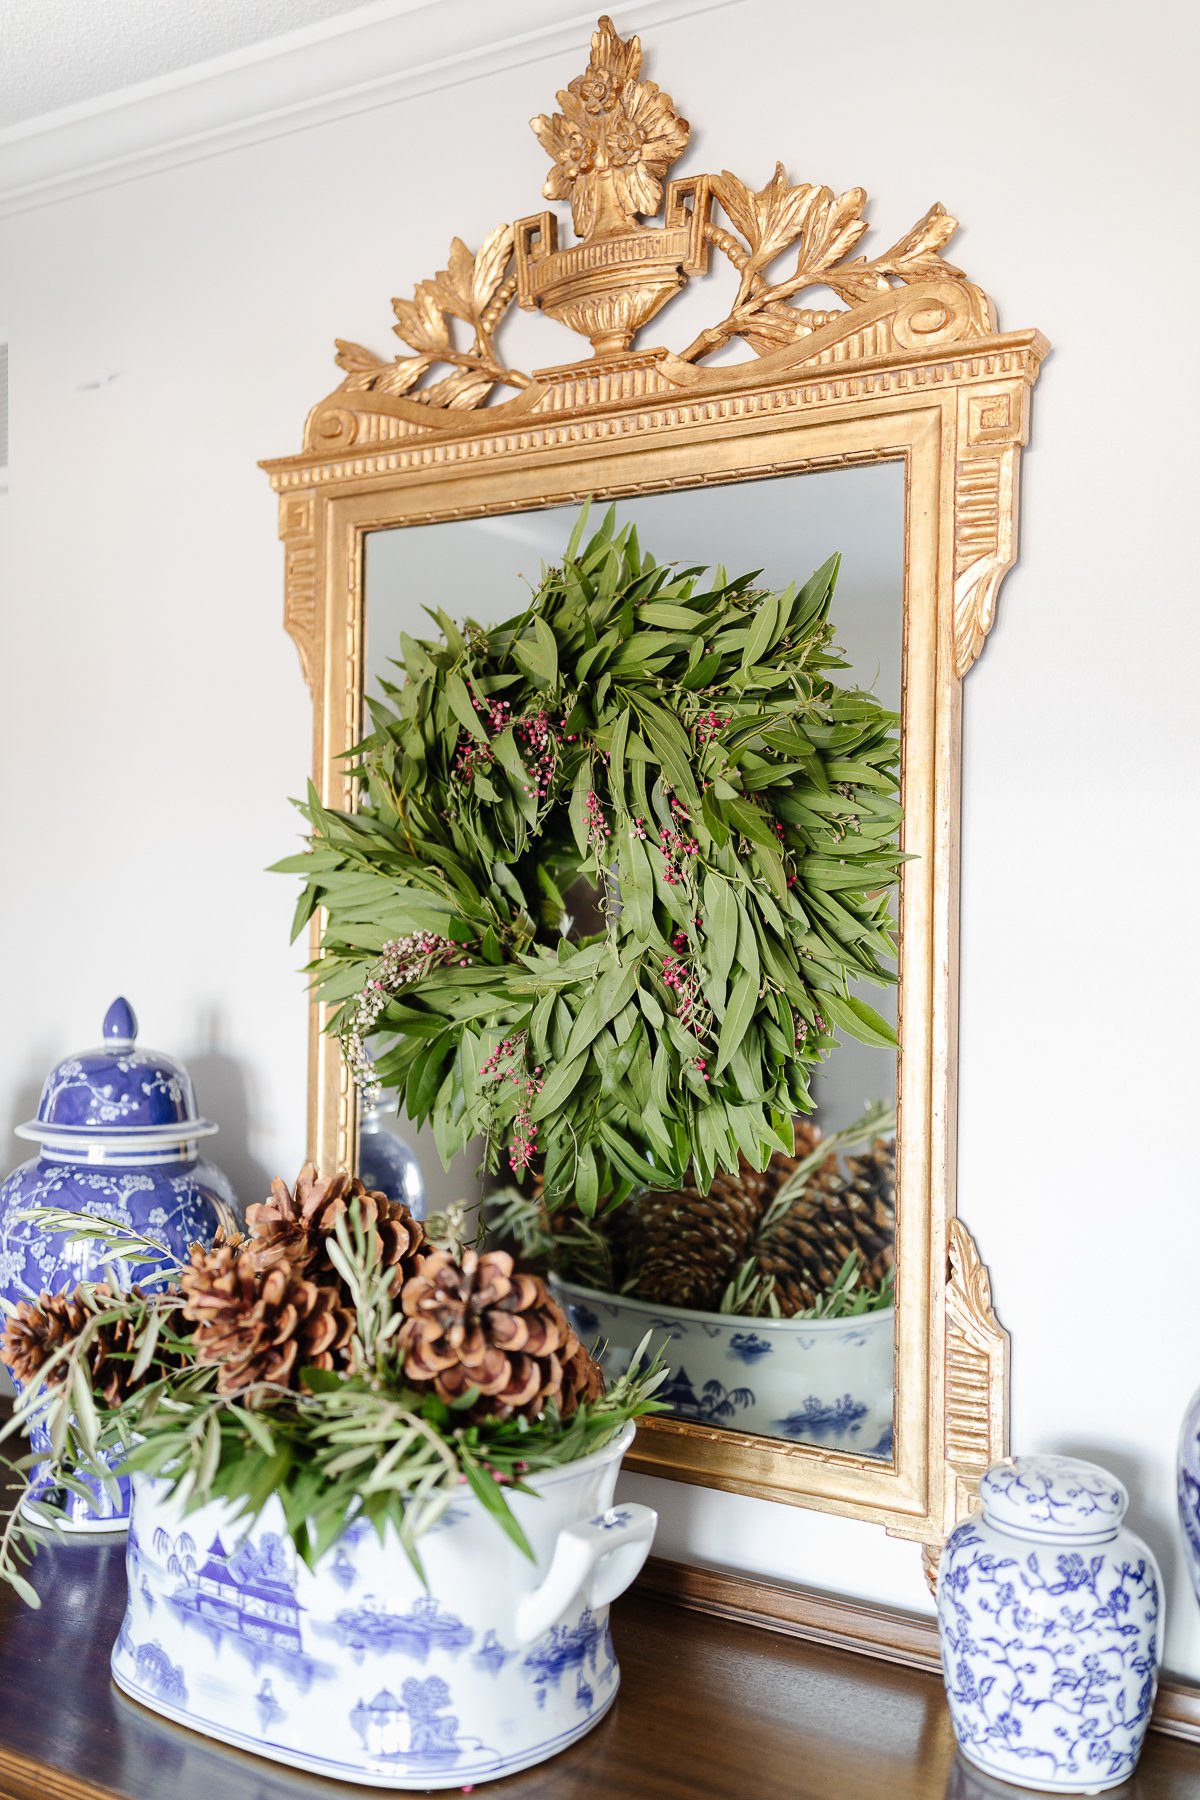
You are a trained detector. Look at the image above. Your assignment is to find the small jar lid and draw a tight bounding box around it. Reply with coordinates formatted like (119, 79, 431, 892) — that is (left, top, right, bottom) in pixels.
(15, 997, 218, 1154)
(979, 1454, 1128, 1541)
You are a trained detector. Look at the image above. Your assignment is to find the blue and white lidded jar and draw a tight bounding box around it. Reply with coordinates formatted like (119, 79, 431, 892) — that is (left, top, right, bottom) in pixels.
(1176, 1386, 1200, 1611)
(358, 1099, 424, 1219)
(0, 997, 241, 1531)
(938, 1454, 1162, 1794)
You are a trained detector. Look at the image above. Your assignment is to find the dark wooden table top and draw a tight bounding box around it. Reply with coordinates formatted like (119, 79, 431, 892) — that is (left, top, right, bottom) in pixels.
(2, 1532, 1200, 1800)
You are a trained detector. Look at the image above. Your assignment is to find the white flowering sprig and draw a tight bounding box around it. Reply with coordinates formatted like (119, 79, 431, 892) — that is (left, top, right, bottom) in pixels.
(342, 932, 468, 1105)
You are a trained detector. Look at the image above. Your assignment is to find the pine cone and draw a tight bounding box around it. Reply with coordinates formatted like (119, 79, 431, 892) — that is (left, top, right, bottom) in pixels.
(755, 1135, 895, 1315)
(1, 1288, 89, 1389)
(559, 1328, 606, 1413)
(621, 1156, 775, 1311)
(179, 1238, 354, 1395)
(398, 1248, 600, 1422)
(245, 1164, 426, 1288)
(1, 1284, 171, 1408)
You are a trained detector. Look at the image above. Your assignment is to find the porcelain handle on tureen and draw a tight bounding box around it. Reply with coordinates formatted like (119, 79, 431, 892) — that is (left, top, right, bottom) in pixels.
(513, 1502, 657, 1647)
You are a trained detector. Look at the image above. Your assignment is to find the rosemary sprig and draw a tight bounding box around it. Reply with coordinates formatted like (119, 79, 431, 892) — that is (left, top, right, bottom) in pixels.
(0, 1202, 666, 1604)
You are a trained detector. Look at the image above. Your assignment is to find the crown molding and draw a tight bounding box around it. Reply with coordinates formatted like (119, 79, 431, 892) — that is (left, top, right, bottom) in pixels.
(0, 0, 741, 222)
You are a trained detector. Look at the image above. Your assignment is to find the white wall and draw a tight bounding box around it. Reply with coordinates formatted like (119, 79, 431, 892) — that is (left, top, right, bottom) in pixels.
(2, 0, 1198, 1673)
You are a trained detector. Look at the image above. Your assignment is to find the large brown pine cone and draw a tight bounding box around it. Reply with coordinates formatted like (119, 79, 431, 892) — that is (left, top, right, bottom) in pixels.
(179, 1238, 354, 1395)
(559, 1329, 606, 1413)
(754, 1135, 895, 1315)
(245, 1164, 426, 1289)
(1, 1288, 89, 1388)
(620, 1154, 781, 1312)
(398, 1248, 602, 1422)
(1, 1284, 170, 1408)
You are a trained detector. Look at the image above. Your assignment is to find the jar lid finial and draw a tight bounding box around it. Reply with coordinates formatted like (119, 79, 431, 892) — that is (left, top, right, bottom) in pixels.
(103, 997, 138, 1044)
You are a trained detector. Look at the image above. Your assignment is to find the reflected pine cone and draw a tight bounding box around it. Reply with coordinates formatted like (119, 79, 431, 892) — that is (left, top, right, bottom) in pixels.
(1, 1288, 89, 1389)
(398, 1248, 602, 1422)
(245, 1164, 426, 1288)
(754, 1135, 895, 1315)
(621, 1152, 784, 1311)
(179, 1238, 354, 1395)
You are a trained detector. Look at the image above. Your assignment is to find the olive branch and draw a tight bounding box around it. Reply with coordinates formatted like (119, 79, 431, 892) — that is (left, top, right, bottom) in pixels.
(334, 225, 528, 410)
(678, 164, 973, 364)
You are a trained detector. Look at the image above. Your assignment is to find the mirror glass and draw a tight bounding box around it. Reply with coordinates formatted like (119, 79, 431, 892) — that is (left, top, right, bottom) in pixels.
(364, 464, 903, 1461)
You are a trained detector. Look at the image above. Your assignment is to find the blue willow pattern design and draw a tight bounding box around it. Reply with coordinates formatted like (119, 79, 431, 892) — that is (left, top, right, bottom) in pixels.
(940, 1521, 1159, 1786)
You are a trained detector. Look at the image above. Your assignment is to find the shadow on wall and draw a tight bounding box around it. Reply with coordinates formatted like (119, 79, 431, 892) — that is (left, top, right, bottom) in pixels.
(0, 1069, 46, 1401)
(1058, 1437, 1184, 1672)
(186, 1013, 274, 1212)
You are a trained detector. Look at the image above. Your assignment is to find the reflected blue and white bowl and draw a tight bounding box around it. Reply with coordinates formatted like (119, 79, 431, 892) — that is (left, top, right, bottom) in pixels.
(552, 1277, 894, 1458)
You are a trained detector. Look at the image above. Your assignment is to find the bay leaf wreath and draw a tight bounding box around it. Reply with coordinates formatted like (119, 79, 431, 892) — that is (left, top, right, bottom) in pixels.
(278, 507, 903, 1211)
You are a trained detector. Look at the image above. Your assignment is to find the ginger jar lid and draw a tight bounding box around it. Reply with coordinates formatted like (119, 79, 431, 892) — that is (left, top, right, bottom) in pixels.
(15, 998, 218, 1156)
(979, 1454, 1128, 1542)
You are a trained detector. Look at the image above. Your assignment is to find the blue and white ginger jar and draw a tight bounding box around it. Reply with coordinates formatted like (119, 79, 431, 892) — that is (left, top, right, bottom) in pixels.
(938, 1454, 1161, 1793)
(0, 997, 241, 1530)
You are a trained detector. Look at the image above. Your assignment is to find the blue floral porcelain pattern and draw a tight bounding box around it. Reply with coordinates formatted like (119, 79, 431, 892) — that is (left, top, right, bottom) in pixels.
(0, 1001, 240, 1529)
(772, 1394, 869, 1441)
(1176, 1387, 1200, 1612)
(728, 1331, 773, 1365)
(938, 1454, 1161, 1793)
(980, 1457, 1126, 1538)
(26, 998, 212, 1136)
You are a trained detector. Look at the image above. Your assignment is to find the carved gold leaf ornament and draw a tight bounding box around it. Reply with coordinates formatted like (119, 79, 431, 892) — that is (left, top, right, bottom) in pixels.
(531, 13, 689, 238)
(334, 224, 528, 407)
(328, 14, 996, 397)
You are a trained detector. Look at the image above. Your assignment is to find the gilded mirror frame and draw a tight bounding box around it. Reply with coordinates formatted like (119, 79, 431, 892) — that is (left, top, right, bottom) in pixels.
(261, 15, 1046, 1561)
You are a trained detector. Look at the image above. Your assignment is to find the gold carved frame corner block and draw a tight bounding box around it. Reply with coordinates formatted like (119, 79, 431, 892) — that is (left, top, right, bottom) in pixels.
(262, 15, 1044, 1557)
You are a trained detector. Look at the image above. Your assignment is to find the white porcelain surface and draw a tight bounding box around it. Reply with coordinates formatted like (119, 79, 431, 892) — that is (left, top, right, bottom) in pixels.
(938, 1454, 1162, 1793)
(112, 1422, 656, 1789)
(553, 1277, 894, 1457)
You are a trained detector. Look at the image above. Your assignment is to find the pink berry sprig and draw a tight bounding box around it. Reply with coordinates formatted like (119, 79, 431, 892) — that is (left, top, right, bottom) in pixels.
(479, 1031, 546, 1176)
(692, 709, 730, 746)
(584, 789, 612, 854)
(660, 951, 709, 1044)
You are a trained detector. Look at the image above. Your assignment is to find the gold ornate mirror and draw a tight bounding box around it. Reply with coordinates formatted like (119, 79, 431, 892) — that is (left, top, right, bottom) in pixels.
(262, 14, 1046, 1563)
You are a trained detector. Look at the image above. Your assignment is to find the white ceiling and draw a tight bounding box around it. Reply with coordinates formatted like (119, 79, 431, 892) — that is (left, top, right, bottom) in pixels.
(0, 0, 378, 129)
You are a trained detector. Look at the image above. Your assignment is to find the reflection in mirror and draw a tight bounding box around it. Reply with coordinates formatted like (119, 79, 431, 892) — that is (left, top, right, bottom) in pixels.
(363, 465, 903, 1460)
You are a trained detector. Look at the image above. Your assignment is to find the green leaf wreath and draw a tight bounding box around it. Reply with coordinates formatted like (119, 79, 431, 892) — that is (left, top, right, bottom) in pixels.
(279, 507, 902, 1211)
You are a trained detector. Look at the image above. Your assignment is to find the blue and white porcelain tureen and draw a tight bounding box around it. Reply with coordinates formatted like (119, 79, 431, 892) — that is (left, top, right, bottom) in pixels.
(0, 997, 241, 1530)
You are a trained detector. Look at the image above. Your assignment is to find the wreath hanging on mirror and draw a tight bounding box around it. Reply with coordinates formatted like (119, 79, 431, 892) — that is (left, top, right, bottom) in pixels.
(281, 507, 902, 1210)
